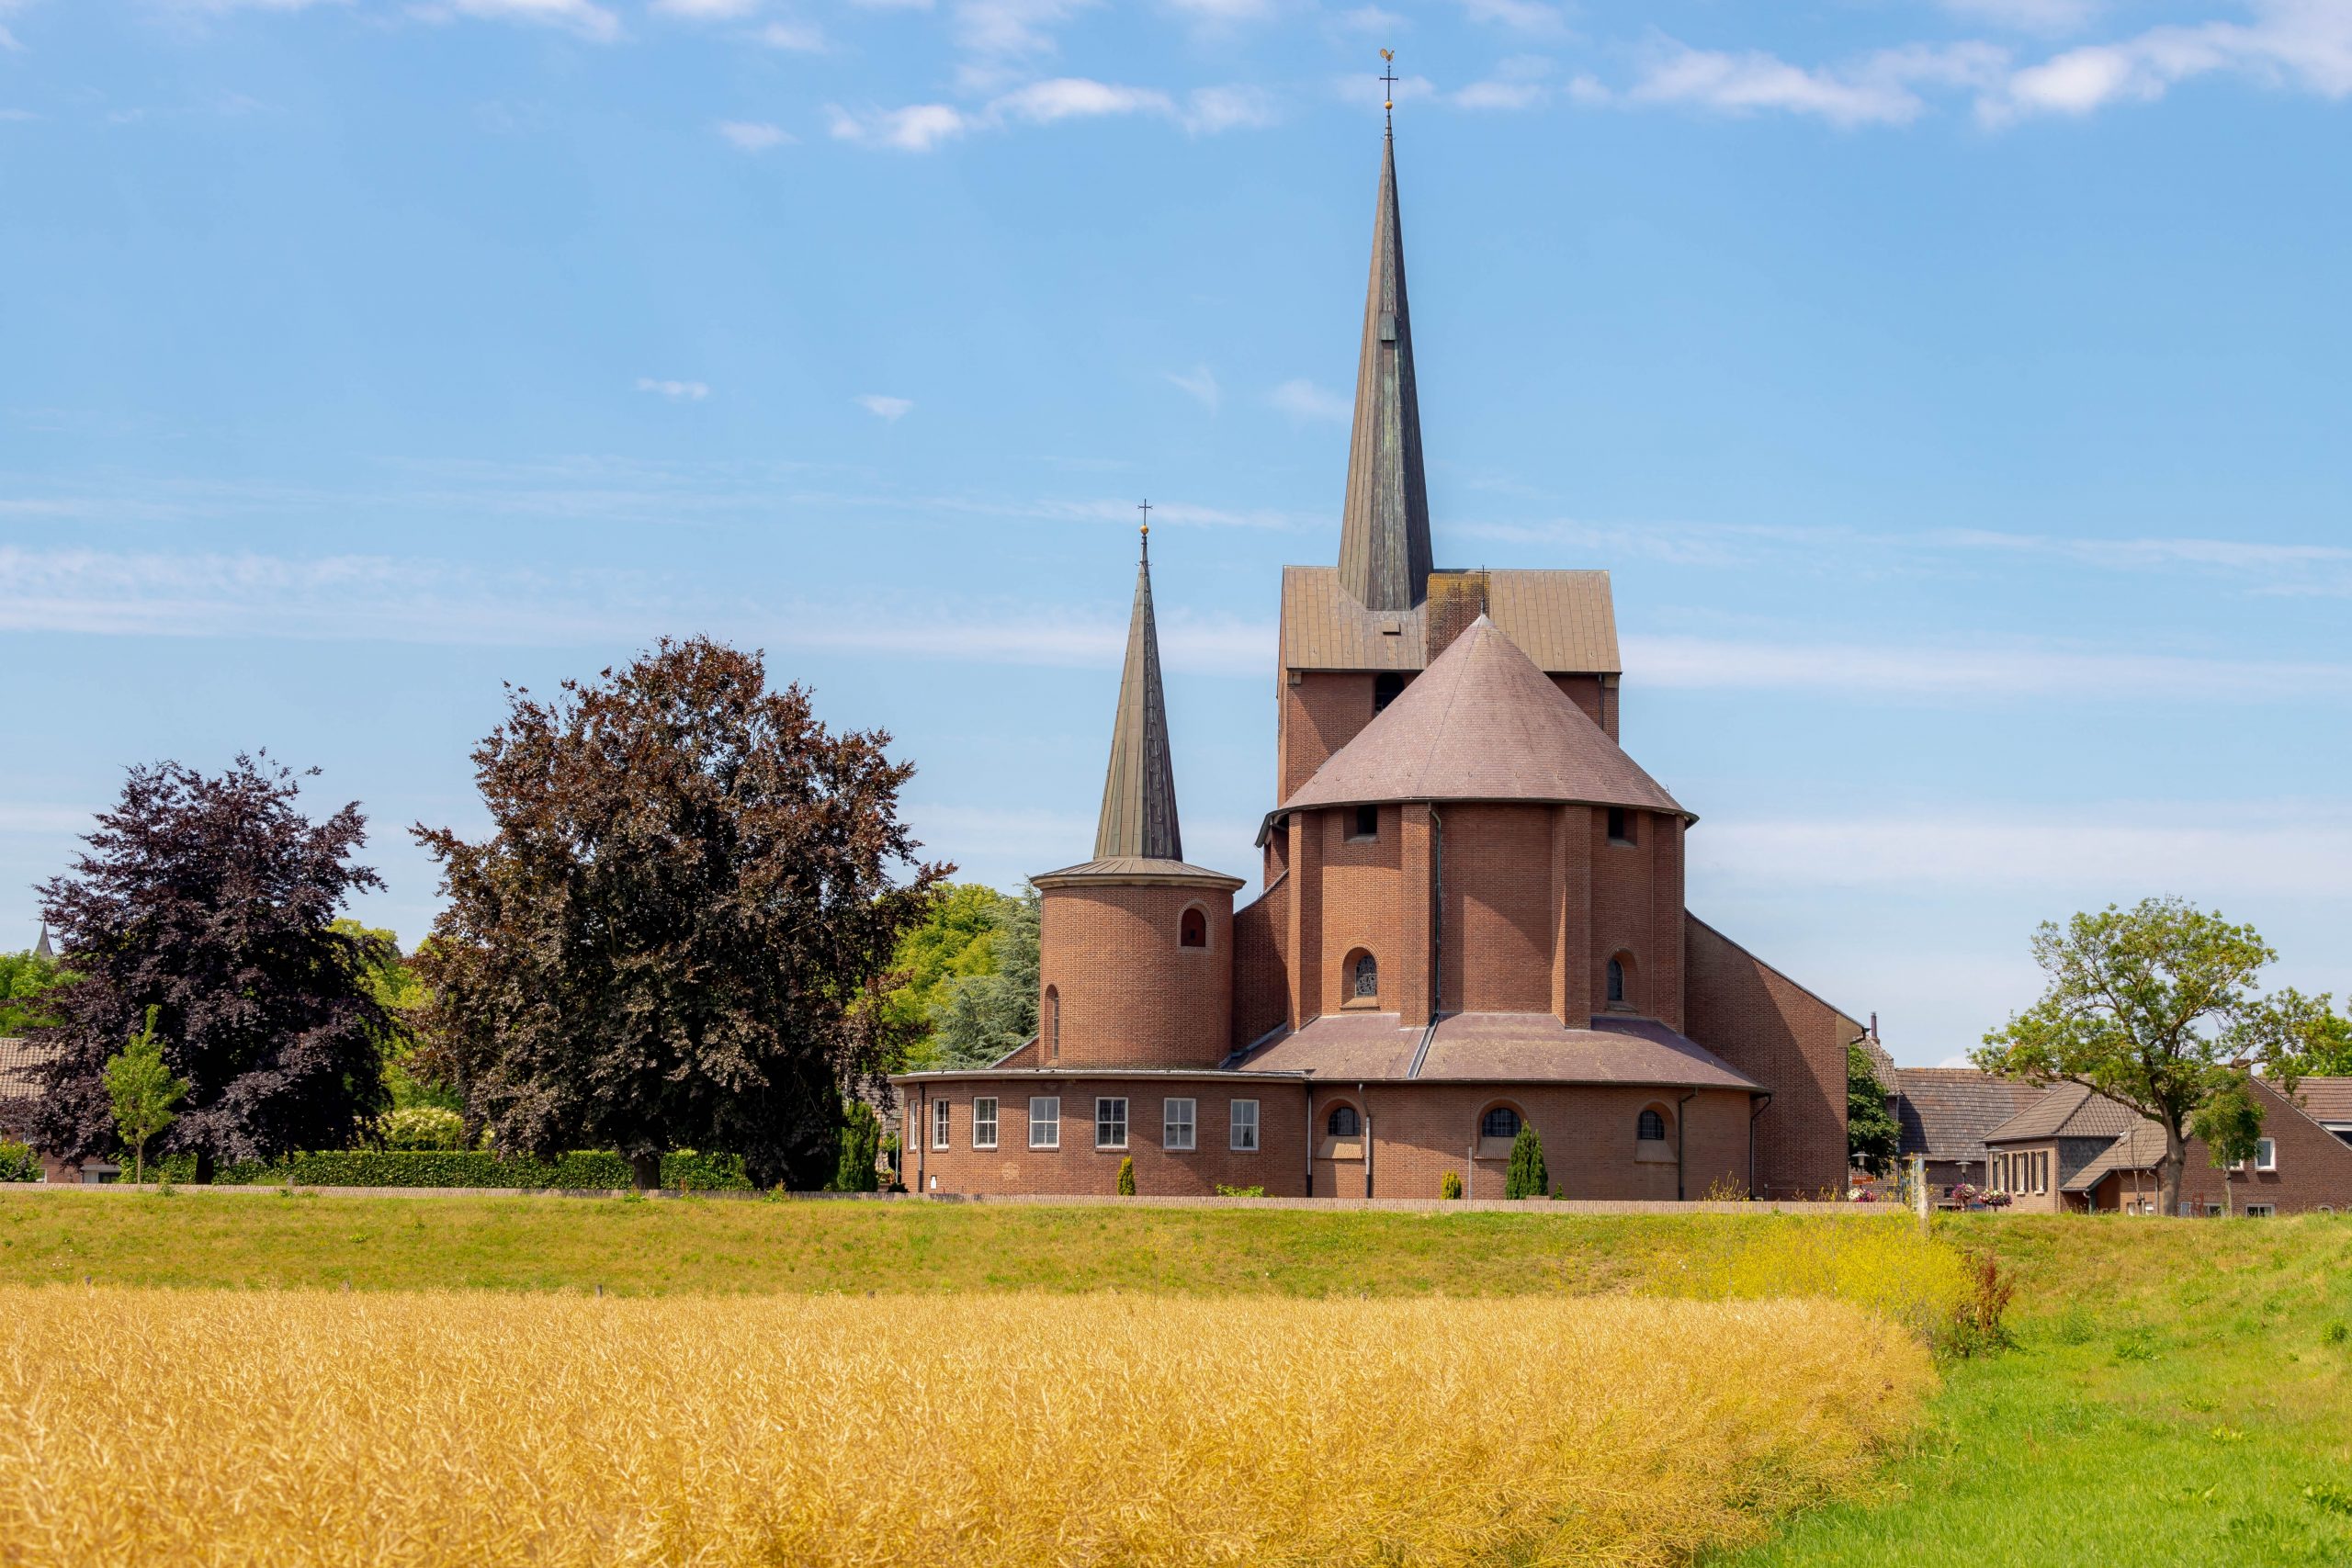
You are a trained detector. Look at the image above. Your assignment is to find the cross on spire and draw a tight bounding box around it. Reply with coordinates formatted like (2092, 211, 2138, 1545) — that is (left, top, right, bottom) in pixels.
(1380, 48, 1397, 130)
(1137, 498, 1151, 558)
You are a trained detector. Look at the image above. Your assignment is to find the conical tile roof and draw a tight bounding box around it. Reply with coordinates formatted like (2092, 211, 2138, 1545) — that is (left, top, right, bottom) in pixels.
(1336, 130, 1432, 613)
(1282, 616, 1689, 817)
(1092, 534, 1182, 862)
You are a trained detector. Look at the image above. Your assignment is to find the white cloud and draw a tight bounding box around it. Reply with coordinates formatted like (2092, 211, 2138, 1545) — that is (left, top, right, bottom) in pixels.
(1982, 1, 2352, 121)
(758, 17, 823, 48)
(1162, 0, 1269, 21)
(1337, 5, 1402, 33)
(1939, 0, 2100, 36)
(995, 75, 1170, 123)
(1165, 365, 1220, 412)
(1695, 803, 2352, 901)
(1455, 52, 1552, 109)
(1622, 633, 2352, 701)
(1621, 39, 2008, 126)
(1182, 84, 1278, 130)
(651, 0, 755, 16)
(856, 393, 914, 421)
(951, 0, 1091, 57)
(715, 119, 790, 150)
(829, 102, 970, 150)
(1270, 378, 1351, 422)
(416, 0, 621, 41)
(1458, 0, 1565, 36)
(636, 377, 710, 400)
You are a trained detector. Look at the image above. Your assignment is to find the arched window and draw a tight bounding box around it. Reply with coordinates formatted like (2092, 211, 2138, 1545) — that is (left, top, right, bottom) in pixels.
(1045, 986, 1060, 1060)
(1328, 1104, 1361, 1138)
(1179, 907, 1207, 948)
(1606, 958, 1624, 1004)
(1606, 952, 1636, 1009)
(1373, 672, 1404, 714)
(1351, 952, 1378, 999)
(1481, 1106, 1521, 1141)
(1637, 1108, 1668, 1142)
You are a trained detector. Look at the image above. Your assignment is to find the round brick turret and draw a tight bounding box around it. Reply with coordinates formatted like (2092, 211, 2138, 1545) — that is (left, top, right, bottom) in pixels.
(1035, 858, 1244, 1069)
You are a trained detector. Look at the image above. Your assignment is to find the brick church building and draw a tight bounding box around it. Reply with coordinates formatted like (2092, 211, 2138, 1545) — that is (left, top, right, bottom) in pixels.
(895, 130, 1865, 1201)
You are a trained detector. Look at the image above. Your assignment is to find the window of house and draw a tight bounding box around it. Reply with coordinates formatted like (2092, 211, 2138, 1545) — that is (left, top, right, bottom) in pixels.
(1636, 1109, 1667, 1142)
(932, 1100, 951, 1151)
(1029, 1096, 1060, 1150)
(1046, 987, 1060, 1060)
(2204, 1202, 2224, 1216)
(1607, 807, 1635, 845)
(1180, 907, 1207, 948)
(1230, 1100, 1261, 1152)
(1351, 952, 1378, 1001)
(2255, 1137, 2278, 1172)
(973, 1098, 999, 1150)
(1373, 672, 1404, 714)
(1481, 1106, 1521, 1141)
(2246, 1203, 2276, 1218)
(1164, 1098, 1196, 1151)
(1351, 804, 1379, 840)
(1096, 1098, 1128, 1150)
(1328, 1104, 1361, 1138)
(1606, 957, 1627, 1006)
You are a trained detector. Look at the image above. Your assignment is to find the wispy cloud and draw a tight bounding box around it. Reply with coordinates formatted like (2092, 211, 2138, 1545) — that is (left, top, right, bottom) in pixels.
(1979, 0, 2352, 122)
(1623, 633, 2352, 701)
(1696, 801, 2352, 901)
(856, 393, 914, 421)
(1455, 53, 1553, 109)
(1939, 0, 2101, 36)
(636, 377, 710, 400)
(757, 17, 822, 47)
(1457, 0, 1566, 38)
(1165, 365, 1220, 412)
(828, 101, 971, 150)
(1270, 378, 1351, 422)
(715, 119, 790, 150)
(414, 0, 622, 42)
(831, 76, 1274, 148)
(1613, 38, 2008, 126)
(650, 0, 756, 16)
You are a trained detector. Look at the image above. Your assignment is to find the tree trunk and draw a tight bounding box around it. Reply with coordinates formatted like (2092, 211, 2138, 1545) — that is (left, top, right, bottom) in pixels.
(2161, 1125, 2188, 1218)
(193, 1149, 216, 1186)
(629, 1150, 662, 1191)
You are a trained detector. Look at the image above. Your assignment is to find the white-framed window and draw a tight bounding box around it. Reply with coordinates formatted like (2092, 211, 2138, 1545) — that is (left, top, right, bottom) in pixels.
(1164, 1097, 1196, 1151)
(973, 1098, 999, 1150)
(932, 1100, 952, 1150)
(1230, 1099, 1261, 1152)
(1096, 1097, 1129, 1150)
(1029, 1096, 1060, 1150)
(2246, 1203, 2276, 1218)
(2255, 1138, 2278, 1172)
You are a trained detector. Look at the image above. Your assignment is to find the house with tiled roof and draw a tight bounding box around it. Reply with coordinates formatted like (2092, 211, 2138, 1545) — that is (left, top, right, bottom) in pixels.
(1891, 1067, 2045, 1191)
(0, 1035, 111, 1184)
(1983, 1077, 2352, 1216)
(888, 126, 1871, 1201)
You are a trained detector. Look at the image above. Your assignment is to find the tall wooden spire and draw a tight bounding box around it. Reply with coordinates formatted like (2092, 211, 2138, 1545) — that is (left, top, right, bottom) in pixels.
(1093, 527, 1183, 862)
(1336, 128, 1433, 613)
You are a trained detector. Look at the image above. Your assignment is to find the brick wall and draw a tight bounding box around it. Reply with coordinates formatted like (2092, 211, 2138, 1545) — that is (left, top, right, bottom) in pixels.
(1230, 873, 1292, 1050)
(1590, 809, 1683, 1031)
(1683, 917, 1852, 1201)
(2090, 1082, 2352, 1215)
(1308, 1083, 1753, 1201)
(1279, 672, 1383, 801)
(1038, 882, 1233, 1069)
(1438, 804, 1553, 1014)
(1317, 804, 1407, 1014)
(906, 1077, 1309, 1197)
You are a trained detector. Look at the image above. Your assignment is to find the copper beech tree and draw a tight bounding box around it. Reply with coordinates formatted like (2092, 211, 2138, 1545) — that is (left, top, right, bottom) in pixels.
(414, 638, 947, 1190)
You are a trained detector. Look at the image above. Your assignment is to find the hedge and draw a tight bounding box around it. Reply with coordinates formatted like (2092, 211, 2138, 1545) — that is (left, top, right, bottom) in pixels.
(125, 1149, 752, 1190)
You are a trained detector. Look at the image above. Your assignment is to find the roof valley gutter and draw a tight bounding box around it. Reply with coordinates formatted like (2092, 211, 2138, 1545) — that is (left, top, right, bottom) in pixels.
(1748, 1091, 1772, 1200)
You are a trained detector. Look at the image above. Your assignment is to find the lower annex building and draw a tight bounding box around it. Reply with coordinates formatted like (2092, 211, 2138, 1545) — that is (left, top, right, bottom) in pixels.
(893, 127, 1871, 1201)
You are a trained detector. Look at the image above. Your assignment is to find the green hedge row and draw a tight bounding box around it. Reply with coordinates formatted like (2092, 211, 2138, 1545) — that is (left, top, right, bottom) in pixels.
(129, 1149, 752, 1190)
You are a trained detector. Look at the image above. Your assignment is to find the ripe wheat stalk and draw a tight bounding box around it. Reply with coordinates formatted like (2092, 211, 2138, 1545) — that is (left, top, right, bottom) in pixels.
(0, 1288, 1931, 1567)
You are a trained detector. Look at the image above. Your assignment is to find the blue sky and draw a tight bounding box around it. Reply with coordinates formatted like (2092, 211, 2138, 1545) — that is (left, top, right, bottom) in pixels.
(4, 0, 2348, 1065)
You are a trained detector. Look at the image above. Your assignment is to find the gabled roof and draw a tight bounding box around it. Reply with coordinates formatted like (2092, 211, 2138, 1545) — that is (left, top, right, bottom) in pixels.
(1336, 130, 1432, 613)
(2064, 1121, 2171, 1191)
(2292, 1077, 2352, 1126)
(1092, 535, 1183, 863)
(1278, 567, 1619, 675)
(1893, 1068, 2046, 1163)
(1279, 615, 1686, 817)
(1234, 1010, 1761, 1090)
(1032, 856, 1243, 891)
(1982, 1081, 2143, 1144)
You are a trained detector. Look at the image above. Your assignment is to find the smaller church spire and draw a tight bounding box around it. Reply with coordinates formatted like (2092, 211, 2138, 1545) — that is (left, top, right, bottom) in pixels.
(1093, 521, 1183, 863)
(33, 922, 53, 960)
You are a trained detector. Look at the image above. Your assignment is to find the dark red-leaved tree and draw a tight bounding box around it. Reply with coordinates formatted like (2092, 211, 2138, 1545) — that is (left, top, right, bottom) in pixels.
(28, 756, 397, 1176)
(413, 637, 946, 1190)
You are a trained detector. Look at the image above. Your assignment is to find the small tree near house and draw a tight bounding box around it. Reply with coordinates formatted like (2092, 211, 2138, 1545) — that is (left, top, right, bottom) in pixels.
(1976, 897, 2348, 1218)
(1116, 1156, 1136, 1197)
(1504, 1122, 1547, 1201)
(2189, 1077, 2264, 1218)
(105, 1007, 187, 1186)
(1847, 1043, 1900, 1175)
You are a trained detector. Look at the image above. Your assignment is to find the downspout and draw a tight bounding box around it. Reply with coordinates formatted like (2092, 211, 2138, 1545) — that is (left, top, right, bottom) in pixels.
(916, 1084, 928, 1196)
(1676, 1090, 1697, 1202)
(1304, 1074, 1315, 1199)
(1360, 1081, 1373, 1200)
(1747, 1091, 1772, 1201)
(1429, 805, 1444, 1020)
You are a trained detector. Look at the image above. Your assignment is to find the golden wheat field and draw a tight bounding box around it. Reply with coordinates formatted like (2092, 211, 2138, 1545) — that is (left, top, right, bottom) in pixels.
(0, 1286, 1931, 1568)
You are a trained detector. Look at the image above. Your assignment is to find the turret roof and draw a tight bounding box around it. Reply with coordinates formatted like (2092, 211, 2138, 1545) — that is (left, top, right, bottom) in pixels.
(1279, 615, 1689, 817)
(1336, 130, 1432, 613)
(1091, 534, 1182, 863)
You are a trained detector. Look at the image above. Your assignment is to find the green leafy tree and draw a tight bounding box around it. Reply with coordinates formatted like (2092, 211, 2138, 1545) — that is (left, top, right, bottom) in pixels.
(415, 638, 946, 1190)
(1976, 897, 2344, 1218)
(0, 948, 73, 1035)
(880, 885, 1012, 1066)
(105, 1007, 187, 1186)
(1847, 1043, 1901, 1175)
(1440, 1169, 1464, 1200)
(2188, 1077, 2265, 1217)
(1504, 1121, 1547, 1200)
(830, 1100, 882, 1192)
(331, 919, 458, 1114)
(929, 886, 1041, 1068)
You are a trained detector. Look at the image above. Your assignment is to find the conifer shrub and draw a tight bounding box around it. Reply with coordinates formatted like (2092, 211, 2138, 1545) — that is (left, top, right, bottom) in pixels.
(1116, 1156, 1136, 1197)
(1440, 1170, 1463, 1200)
(1504, 1122, 1547, 1200)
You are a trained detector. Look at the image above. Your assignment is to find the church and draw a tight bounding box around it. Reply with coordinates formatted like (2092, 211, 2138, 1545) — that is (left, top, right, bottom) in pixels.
(894, 129, 1864, 1201)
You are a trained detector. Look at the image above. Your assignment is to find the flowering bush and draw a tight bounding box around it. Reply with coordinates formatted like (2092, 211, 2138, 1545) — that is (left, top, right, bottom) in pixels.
(375, 1107, 466, 1151)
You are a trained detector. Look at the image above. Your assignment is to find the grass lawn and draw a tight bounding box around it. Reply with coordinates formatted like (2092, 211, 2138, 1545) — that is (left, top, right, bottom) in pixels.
(6, 1190, 2347, 1564)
